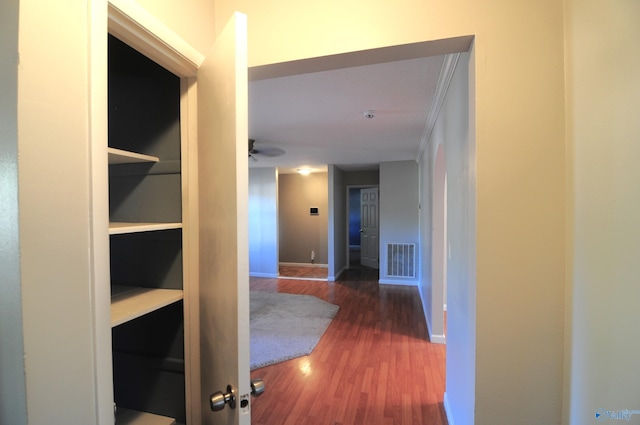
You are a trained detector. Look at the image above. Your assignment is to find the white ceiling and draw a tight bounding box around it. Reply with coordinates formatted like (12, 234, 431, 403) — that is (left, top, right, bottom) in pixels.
(248, 54, 447, 173)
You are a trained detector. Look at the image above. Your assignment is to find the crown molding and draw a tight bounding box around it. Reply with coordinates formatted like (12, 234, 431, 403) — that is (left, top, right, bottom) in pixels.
(416, 53, 461, 163)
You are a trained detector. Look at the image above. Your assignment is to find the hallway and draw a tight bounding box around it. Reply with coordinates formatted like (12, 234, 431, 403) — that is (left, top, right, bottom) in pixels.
(249, 270, 447, 425)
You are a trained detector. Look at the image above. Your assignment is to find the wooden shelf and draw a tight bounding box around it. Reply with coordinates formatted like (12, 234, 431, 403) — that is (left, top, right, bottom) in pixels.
(115, 407, 176, 425)
(109, 222, 182, 235)
(111, 286, 183, 327)
(108, 147, 160, 165)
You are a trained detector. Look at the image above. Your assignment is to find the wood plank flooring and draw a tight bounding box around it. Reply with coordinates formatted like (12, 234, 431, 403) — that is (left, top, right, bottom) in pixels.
(279, 265, 328, 279)
(249, 268, 448, 425)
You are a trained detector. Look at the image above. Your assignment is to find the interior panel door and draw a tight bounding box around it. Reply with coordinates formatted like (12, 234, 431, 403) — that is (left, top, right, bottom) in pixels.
(360, 187, 379, 269)
(197, 12, 250, 425)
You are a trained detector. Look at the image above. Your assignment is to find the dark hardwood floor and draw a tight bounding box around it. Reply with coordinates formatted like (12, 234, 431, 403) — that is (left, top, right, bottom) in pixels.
(249, 268, 448, 425)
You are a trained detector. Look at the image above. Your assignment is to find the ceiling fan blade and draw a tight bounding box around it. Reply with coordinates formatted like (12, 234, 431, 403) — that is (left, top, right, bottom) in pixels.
(255, 146, 285, 157)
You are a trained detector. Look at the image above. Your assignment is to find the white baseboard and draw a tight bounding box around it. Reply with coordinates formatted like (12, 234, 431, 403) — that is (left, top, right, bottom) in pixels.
(277, 276, 327, 282)
(430, 333, 446, 344)
(419, 284, 447, 344)
(279, 262, 328, 268)
(443, 392, 454, 425)
(249, 272, 278, 278)
(378, 278, 418, 286)
(329, 266, 347, 282)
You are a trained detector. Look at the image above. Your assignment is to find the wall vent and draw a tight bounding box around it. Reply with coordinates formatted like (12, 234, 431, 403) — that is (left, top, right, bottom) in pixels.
(386, 243, 416, 278)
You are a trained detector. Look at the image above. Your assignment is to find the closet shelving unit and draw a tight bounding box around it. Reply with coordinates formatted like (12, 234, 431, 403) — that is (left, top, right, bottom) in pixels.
(115, 408, 177, 425)
(108, 34, 186, 425)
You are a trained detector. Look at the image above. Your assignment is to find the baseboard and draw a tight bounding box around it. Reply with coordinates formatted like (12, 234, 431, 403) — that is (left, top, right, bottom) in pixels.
(421, 286, 434, 338)
(329, 265, 347, 282)
(430, 333, 446, 344)
(419, 285, 447, 344)
(249, 272, 278, 278)
(279, 262, 328, 268)
(277, 276, 328, 282)
(443, 392, 454, 425)
(378, 278, 418, 286)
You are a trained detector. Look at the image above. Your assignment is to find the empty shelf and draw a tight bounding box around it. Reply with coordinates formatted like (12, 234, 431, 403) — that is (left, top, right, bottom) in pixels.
(111, 286, 183, 327)
(115, 407, 176, 425)
(108, 147, 160, 165)
(109, 222, 182, 235)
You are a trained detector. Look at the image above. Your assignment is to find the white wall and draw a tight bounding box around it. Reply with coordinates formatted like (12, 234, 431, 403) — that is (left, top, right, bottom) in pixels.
(0, 0, 27, 423)
(328, 165, 347, 280)
(379, 160, 420, 285)
(441, 52, 475, 425)
(565, 1, 640, 423)
(419, 52, 473, 422)
(249, 168, 278, 277)
(419, 135, 434, 332)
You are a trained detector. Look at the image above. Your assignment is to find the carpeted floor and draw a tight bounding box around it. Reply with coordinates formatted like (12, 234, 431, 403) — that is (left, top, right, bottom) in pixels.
(250, 291, 339, 370)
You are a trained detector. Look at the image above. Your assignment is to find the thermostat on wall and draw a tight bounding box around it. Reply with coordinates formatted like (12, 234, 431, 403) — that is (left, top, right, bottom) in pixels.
(310, 207, 319, 215)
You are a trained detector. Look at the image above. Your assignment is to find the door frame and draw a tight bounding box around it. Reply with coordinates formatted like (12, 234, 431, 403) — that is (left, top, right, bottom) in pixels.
(345, 184, 379, 269)
(90, 2, 204, 423)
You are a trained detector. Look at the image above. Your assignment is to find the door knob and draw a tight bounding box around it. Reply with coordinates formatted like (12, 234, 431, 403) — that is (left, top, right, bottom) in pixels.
(251, 378, 265, 397)
(210, 385, 236, 411)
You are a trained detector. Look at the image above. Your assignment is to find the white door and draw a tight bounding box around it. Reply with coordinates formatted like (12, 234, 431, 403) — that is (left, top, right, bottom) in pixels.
(360, 187, 379, 269)
(197, 12, 251, 425)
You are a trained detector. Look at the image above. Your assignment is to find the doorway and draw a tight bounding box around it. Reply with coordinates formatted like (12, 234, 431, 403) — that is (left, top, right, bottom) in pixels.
(347, 185, 380, 270)
(248, 39, 475, 425)
(277, 171, 329, 280)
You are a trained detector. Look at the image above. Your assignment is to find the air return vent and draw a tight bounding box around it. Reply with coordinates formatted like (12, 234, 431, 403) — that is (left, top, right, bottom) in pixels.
(386, 243, 416, 278)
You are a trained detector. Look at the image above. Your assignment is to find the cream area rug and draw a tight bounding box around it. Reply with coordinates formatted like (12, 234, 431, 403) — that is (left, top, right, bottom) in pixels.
(250, 291, 339, 370)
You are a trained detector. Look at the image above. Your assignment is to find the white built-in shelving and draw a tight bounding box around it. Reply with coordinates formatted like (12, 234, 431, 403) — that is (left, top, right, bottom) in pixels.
(111, 285, 183, 327)
(108, 147, 183, 326)
(108, 147, 159, 165)
(109, 222, 182, 235)
(115, 407, 176, 425)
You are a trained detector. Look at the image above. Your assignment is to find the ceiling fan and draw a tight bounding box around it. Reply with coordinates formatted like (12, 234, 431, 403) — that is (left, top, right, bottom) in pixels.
(248, 139, 285, 161)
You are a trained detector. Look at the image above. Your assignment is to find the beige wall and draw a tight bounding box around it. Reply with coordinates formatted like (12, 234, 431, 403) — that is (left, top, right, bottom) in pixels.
(13, 0, 616, 423)
(134, 0, 215, 54)
(232, 1, 566, 424)
(279, 172, 329, 265)
(18, 1, 97, 422)
(564, 0, 640, 423)
(11, 0, 218, 423)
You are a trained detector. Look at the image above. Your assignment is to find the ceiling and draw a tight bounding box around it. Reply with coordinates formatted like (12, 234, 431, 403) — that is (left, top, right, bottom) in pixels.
(248, 53, 447, 174)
